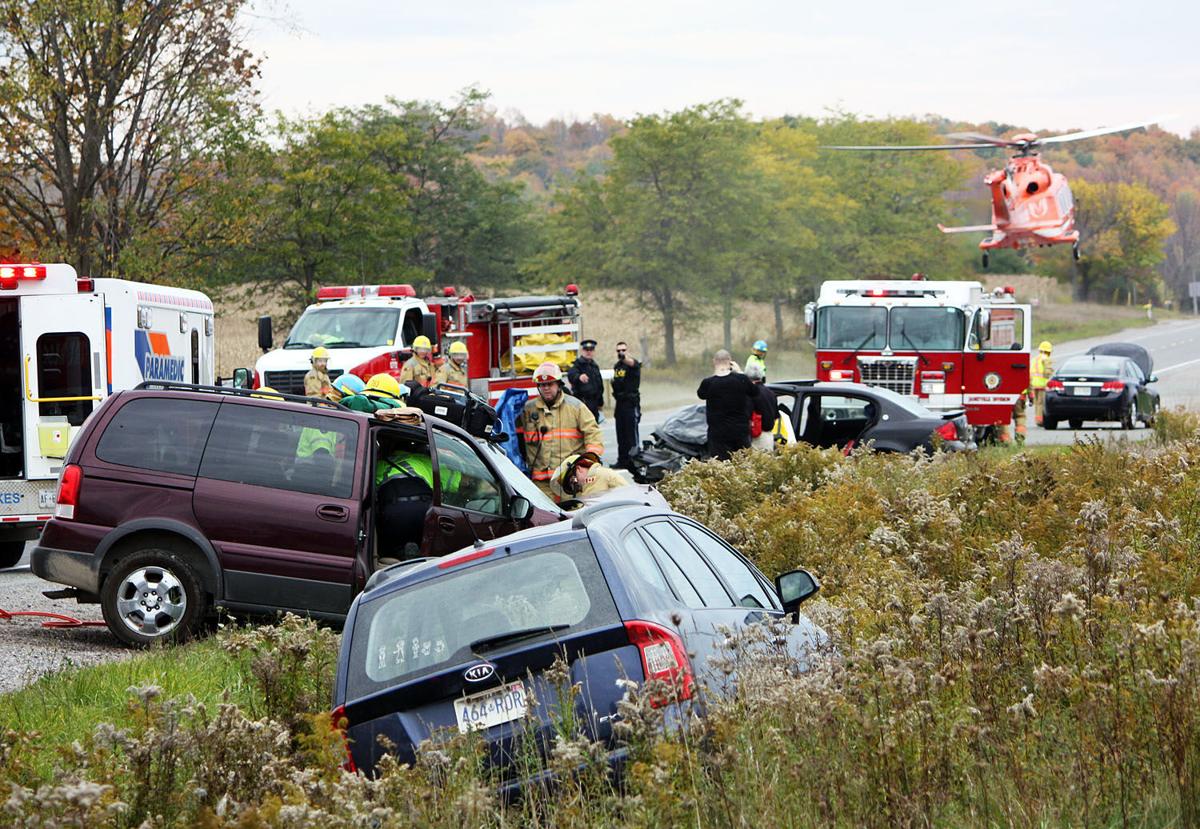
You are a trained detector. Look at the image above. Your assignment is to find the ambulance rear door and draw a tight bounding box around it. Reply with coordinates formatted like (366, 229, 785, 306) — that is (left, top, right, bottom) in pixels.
(19, 293, 107, 481)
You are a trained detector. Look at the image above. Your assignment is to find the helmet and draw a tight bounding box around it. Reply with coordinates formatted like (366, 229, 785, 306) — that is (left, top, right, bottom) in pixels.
(448, 340, 468, 356)
(251, 386, 283, 400)
(332, 374, 365, 396)
(412, 335, 432, 351)
(753, 340, 768, 352)
(1039, 341, 1053, 353)
(311, 346, 330, 361)
(553, 451, 600, 496)
(364, 373, 403, 399)
(533, 361, 563, 384)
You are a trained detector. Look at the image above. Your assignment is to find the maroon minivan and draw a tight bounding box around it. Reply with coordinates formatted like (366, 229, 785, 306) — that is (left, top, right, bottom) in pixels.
(32, 385, 564, 646)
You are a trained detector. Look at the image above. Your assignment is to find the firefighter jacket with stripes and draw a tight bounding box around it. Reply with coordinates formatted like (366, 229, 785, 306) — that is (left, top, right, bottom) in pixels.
(304, 367, 334, 398)
(1029, 353, 1053, 390)
(399, 355, 436, 387)
(518, 390, 604, 482)
(434, 360, 468, 388)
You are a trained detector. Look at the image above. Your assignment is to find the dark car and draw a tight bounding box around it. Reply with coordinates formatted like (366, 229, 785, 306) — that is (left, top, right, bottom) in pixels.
(630, 381, 974, 483)
(31, 383, 564, 646)
(1043, 354, 1160, 430)
(331, 500, 825, 792)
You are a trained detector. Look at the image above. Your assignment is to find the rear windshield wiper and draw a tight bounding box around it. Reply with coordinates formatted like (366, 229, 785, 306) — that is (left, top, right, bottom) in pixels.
(898, 325, 930, 366)
(469, 624, 570, 653)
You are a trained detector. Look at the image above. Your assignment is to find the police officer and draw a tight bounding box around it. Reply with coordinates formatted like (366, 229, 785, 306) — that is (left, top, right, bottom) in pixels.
(611, 341, 641, 470)
(567, 338, 604, 421)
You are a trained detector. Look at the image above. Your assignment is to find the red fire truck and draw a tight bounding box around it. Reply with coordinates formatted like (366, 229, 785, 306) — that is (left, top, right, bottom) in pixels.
(809, 278, 1032, 438)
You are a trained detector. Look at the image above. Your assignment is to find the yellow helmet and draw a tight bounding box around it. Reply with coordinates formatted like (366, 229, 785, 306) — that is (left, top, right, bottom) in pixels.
(412, 335, 432, 351)
(552, 451, 600, 497)
(311, 346, 330, 361)
(251, 386, 284, 400)
(364, 373, 403, 399)
(448, 340, 468, 355)
(1039, 341, 1053, 353)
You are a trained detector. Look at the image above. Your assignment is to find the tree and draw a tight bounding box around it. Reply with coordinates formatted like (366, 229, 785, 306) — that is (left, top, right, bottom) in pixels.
(0, 0, 258, 276)
(1162, 189, 1200, 305)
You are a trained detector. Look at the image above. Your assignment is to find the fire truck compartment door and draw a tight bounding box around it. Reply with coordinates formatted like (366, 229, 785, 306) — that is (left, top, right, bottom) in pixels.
(963, 304, 1031, 418)
(19, 293, 107, 480)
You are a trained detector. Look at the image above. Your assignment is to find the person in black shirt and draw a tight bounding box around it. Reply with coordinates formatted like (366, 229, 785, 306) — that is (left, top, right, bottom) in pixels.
(611, 341, 642, 469)
(697, 349, 757, 460)
(568, 339, 605, 421)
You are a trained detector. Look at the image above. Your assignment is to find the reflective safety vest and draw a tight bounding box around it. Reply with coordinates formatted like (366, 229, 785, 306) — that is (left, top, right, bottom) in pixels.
(517, 392, 604, 482)
(1030, 353, 1053, 390)
(297, 427, 338, 458)
(746, 353, 767, 379)
(375, 451, 461, 492)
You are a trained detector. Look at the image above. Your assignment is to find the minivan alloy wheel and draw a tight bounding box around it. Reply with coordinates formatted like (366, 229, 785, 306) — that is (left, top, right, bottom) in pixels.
(116, 566, 187, 637)
(100, 548, 208, 647)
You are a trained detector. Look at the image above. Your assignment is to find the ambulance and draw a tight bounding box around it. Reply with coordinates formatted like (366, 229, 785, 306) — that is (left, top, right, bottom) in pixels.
(0, 263, 214, 567)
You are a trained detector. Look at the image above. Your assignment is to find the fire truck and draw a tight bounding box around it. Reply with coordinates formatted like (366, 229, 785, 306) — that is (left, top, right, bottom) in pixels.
(809, 278, 1032, 438)
(0, 263, 215, 567)
(253, 284, 584, 403)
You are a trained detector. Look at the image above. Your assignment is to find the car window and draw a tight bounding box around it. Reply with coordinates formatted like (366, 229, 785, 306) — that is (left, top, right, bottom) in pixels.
(433, 431, 503, 514)
(482, 443, 560, 513)
(96, 398, 218, 476)
(818, 395, 874, 422)
(677, 522, 777, 610)
(1058, 356, 1122, 377)
(969, 306, 1026, 352)
(642, 522, 732, 608)
(620, 529, 675, 602)
(200, 403, 359, 498)
(347, 539, 618, 696)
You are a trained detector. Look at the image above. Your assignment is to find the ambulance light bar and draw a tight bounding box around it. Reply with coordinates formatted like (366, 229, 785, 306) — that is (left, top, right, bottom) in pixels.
(0, 264, 46, 289)
(317, 284, 416, 300)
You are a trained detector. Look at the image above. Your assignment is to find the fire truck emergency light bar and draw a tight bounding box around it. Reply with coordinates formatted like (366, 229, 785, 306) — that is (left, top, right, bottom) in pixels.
(317, 284, 416, 300)
(836, 287, 943, 298)
(0, 264, 47, 289)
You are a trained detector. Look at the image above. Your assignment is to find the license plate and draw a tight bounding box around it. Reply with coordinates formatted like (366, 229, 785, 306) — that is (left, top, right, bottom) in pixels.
(1072, 386, 1090, 396)
(454, 681, 527, 733)
(38, 489, 56, 509)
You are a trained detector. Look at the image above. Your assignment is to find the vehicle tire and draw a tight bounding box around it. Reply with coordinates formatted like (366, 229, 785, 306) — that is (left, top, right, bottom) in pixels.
(0, 540, 24, 569)
(1043, 418, 1058, 430)
(1146, 402, 1160, 427)
(1120, 402, 1134, 431)
(100, 548, 208, 647)
(1068, 419, 1083, 430)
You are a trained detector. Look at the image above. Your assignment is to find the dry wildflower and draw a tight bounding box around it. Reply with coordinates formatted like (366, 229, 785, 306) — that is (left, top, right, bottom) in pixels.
(1052, 592, 1087, 621)
(1007, 693, 1038, 720)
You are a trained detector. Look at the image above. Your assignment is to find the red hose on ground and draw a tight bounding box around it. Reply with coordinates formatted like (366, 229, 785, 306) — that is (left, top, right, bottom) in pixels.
(0, 606, 107, 629)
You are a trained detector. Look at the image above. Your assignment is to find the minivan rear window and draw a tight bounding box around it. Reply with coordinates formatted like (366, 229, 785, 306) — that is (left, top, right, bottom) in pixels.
(96, 397, 218, 476)
(346, 539, 618, 697)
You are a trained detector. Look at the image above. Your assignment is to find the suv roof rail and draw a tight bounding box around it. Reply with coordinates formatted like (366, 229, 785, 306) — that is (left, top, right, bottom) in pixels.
(364, 557, 438, 591)
(133, 381, 346, 411)
(570, 499, 659, 530)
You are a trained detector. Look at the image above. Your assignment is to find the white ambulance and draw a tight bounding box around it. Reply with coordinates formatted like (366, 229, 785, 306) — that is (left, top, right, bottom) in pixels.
(0, 263, 215, 567)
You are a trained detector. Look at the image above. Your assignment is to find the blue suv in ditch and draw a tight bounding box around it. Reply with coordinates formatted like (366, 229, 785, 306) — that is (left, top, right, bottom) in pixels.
(331, 499, 825, 790)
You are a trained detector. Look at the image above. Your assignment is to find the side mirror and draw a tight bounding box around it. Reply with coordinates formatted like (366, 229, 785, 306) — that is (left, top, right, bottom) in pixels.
(977, 309, 991, 339)
(257, 316, 273, 352)
(232, 367, 251, 389)
(1148, 374, 1158, 383)
(421, 312, 439, 351)
(510, 495, 533, 521)
(776, 568, 820, 618)
(804, 302, 816, 340)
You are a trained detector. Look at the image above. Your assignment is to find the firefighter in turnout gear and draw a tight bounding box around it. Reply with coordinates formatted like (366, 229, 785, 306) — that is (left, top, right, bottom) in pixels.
(434, 340, 469, 387)
(400, 335, 436, 387)
(1031, 341, 1053, 427)
(304, 346, 335, 398)
(550, 452, 627, 503)
(518, 361, 604, 494)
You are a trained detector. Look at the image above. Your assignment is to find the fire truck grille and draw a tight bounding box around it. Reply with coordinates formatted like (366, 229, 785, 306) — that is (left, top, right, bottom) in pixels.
(263, 369, 343, 396)
(856, 357, 917, 396)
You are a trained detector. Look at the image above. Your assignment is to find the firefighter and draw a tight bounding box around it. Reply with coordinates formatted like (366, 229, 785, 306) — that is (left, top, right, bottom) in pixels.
(304, 346, 334, 398)
(518, 361, 604, 493)
(611, 341, 641, 470)
(1031, 340, 1054, 427)
(399, 335, 436, 387)
(567, 339, 604, 421)
(550, 452, 628, 503)
(746, 340, 768, 380)
(434, 340, 469, 387)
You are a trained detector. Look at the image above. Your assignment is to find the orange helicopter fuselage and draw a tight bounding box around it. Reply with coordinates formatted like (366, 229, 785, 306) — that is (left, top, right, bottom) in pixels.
(980, 150, 1078, 251)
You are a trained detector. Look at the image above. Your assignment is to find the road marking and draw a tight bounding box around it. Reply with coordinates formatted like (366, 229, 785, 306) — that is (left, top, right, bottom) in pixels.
(1156, 356, 1200, 375)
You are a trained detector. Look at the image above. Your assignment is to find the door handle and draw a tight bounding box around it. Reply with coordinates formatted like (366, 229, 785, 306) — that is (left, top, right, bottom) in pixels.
(1011, 363, 1028, 370)
(438, 516, 457, 533)
(316, 504, 348, 522)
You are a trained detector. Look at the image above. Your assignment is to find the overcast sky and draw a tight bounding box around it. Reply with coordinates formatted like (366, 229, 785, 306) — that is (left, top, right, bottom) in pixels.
(244, 0, 1199, 136)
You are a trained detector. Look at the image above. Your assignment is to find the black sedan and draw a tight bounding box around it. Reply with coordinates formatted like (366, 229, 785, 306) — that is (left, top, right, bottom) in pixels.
(630, 381, 974, 483)
(1043, 354, 1160, 430)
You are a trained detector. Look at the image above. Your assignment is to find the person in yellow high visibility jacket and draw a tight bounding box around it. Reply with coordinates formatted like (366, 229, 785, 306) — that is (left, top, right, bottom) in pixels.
(517, 362, 604, 493)
(1030, 341, 1053, 427)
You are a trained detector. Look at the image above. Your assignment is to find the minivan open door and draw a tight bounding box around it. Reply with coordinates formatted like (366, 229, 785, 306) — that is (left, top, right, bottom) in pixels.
(18, 293, 107, 481)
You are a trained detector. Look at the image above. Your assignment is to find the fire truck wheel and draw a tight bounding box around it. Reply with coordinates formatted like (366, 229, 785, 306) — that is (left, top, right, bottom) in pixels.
(0, 541, 24, 569)
(1042, 418, 1058, 430)
(101, 549, 208, 648)
(1069, 419, 1083, 430)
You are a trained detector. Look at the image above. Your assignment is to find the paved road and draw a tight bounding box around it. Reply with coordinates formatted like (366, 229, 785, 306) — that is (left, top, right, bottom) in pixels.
(600, 318, 1200, 452)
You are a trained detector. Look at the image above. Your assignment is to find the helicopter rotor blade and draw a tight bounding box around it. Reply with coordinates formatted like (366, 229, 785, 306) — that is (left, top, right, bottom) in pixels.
(1037, 118, 1168, 145)
(822, 143, 1001, 152)
(944, 131, 1022, 146)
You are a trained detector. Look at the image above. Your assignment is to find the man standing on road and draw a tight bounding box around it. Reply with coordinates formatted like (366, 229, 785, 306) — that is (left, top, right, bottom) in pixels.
(518, 362, 604, 495)
(611, 341, 641, 470)
(1031, 341, 1053, 427)
(434, 340, 469, 387)
(697, 350, 758, 460)
(400, 336, 436, 388)
(746, 340, 768, 381)
(568, 339, 605, 421)
(304, 346, 334, 398)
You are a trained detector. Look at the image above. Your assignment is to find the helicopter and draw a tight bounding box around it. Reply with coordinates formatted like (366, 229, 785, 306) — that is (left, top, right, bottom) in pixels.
(826, 119, 1161, 267)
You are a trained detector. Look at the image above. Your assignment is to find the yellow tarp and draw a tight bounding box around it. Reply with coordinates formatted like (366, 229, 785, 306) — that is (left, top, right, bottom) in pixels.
(503, 332, 575, 374)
